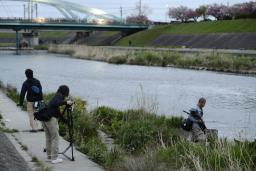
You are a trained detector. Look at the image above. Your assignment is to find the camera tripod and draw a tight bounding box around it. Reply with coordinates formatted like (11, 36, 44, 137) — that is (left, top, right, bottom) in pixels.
(59, 104, 75, 161)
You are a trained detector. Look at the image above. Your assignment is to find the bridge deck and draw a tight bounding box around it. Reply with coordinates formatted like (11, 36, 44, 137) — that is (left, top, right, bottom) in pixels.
(0, 22, 149, 32)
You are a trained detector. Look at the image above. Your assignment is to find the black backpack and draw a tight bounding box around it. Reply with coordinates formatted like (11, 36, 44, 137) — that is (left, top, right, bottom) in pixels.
(181, 118, 193, 131)
(34, 102, 52, 122)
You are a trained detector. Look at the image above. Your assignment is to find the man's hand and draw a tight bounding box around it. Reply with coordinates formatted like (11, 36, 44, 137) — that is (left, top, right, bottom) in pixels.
(197, 119, 203, 123)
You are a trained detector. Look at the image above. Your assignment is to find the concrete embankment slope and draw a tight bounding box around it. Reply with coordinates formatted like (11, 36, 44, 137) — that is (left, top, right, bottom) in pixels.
(116, 19, 256, 49)
(0, 91, 104, 171)
(149, 33, 256, 49)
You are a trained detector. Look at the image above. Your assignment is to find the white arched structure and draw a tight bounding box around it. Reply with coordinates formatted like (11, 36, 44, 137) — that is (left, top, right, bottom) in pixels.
(4, 0, 121, 22)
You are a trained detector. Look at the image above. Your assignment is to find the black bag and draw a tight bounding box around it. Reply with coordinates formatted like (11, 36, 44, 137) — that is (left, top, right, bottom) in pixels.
(181, 118, 193, 131)
(34, 103, 52, 122)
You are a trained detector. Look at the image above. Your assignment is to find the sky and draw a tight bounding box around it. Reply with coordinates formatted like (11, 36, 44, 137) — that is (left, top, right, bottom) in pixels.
(0, 0, 253, 21)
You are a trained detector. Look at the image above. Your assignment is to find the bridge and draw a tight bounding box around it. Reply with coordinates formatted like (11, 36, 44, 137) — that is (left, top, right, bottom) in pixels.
(2, 0, 121, 21)
(0, 20, 149, 32)
(0, 0, 149, 53)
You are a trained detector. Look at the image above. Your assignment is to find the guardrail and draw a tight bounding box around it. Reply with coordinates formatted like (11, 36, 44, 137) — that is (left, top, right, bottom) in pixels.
(0, 19, 148, 27)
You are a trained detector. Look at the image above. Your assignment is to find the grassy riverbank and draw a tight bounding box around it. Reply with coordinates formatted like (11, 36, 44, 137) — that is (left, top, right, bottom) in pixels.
(49, 44, 256, 75)
(1, 82, 255, 171)
(116, 19, 256, 46)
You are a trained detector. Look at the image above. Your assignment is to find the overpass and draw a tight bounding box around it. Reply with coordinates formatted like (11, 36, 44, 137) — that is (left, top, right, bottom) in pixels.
(0, 0, 149, 54)
(0, 20, 149, 32)
(0, 20, 148, 54)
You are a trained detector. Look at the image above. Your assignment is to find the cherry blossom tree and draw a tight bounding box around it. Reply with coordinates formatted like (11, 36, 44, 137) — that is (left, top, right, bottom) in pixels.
(126, 15, 150, 24)
(207, 4, 231, 20)
(196, 5, 208, 21)
(185, 9, 199, 22)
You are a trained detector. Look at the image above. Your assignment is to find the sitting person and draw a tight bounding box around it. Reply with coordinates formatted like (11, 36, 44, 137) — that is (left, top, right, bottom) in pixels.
(189, 97, 207, 142)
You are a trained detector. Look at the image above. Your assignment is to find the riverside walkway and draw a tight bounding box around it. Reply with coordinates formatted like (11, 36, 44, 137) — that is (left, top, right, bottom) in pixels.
(0, 90, 104, 171)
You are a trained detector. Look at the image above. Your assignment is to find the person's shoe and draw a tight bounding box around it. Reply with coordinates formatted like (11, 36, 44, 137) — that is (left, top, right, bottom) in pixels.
(51, 158, 63, 164)
(46, 158, 51, 162)
(38, 128, 44, 132)
(29, 130, 37, 133)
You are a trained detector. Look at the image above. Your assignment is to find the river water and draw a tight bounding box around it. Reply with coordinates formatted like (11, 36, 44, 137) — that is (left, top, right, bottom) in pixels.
(0, 51, 255, 140)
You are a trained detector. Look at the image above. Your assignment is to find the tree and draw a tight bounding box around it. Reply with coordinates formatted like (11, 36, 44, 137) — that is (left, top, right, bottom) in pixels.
(232, 1, 256, 19)
(185, 9, 199, 22)
(126, 0, 151, 24)
(207, 4, 230, 20)
(168, 6, 189, 22)
(168, 6, 199, 22)
(196, 5, 208, 20)
(126, 15, 150, 24)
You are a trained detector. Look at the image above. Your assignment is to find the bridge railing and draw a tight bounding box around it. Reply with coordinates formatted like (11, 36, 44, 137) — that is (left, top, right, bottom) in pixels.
(0, 18, 148, 27)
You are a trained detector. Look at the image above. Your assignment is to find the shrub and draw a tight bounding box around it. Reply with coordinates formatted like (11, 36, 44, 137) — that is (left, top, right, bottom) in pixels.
(161, 52, 180, 66)
(116, 119, 155, 152)
(93, 106, 123, 126)
(109, 56, 127, 64)
(79, 136, 107, 165)
(155, 139, 256, 170)
(144, 52, 162, 65)
(105, 148, 125, 169)
(129, 53, 147, 65)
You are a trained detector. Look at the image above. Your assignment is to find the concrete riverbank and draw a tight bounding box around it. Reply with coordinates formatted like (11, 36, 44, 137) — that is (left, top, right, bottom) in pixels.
(0, 90, 104, 171)
(48, 44, 256, 75)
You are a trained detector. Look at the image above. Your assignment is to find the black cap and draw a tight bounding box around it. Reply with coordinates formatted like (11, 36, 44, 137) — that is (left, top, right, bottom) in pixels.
(25, 69, 33, 79)
(57, 85, 69, 97)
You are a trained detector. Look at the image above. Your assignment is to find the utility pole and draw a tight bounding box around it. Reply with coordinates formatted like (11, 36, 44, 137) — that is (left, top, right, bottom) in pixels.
(31, 1, 33, 20)
(27, 0, 30, 20)
(120, 6, 123, 22)
(35, 3, 38, 18)
(139, 0, 142, 16)
(23, 4, 26, 19)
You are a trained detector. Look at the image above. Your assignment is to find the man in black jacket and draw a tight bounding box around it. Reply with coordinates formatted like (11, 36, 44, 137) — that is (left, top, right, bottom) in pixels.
(42, 85, 71, 164)
(18, 69, 43, 132)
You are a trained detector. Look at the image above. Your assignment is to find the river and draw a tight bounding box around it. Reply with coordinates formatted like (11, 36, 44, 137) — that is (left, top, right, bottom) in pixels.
(0, 51, 255, 140)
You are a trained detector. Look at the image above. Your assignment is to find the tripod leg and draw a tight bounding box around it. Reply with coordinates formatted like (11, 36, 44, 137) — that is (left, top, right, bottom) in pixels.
(59, 107, 75, 161)
(71, 142, 74, 161)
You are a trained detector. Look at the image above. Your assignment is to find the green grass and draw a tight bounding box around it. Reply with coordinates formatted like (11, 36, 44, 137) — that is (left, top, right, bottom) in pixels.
(116, 19, 256, 46)
(0, 43, 16, 47)
(21, 144, 28, 151)
(92, 106, 183, 153)
(108, 51, 256, 74)
(33, 45, 48, 50)
(0, 32, 15, 38)
(1, 83, 255, 171)
(31, 156, 52, 171)
(0, 31, 69, 39)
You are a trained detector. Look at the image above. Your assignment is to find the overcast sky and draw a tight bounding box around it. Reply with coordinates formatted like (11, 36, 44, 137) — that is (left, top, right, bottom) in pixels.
(0, 0, 253, 21)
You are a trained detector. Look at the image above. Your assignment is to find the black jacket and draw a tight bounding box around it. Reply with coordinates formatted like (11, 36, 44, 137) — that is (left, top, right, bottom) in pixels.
(19, 78, 43, 105)
(47, 92, 67, 118)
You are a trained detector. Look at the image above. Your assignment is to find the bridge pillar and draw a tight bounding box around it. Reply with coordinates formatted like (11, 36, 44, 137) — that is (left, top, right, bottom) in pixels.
(15, 30, 20, 55)
(22, 32, 39, 47)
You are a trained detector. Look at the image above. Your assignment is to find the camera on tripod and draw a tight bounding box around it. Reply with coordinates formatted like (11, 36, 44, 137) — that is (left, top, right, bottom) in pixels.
(66, 98, 74, 110)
